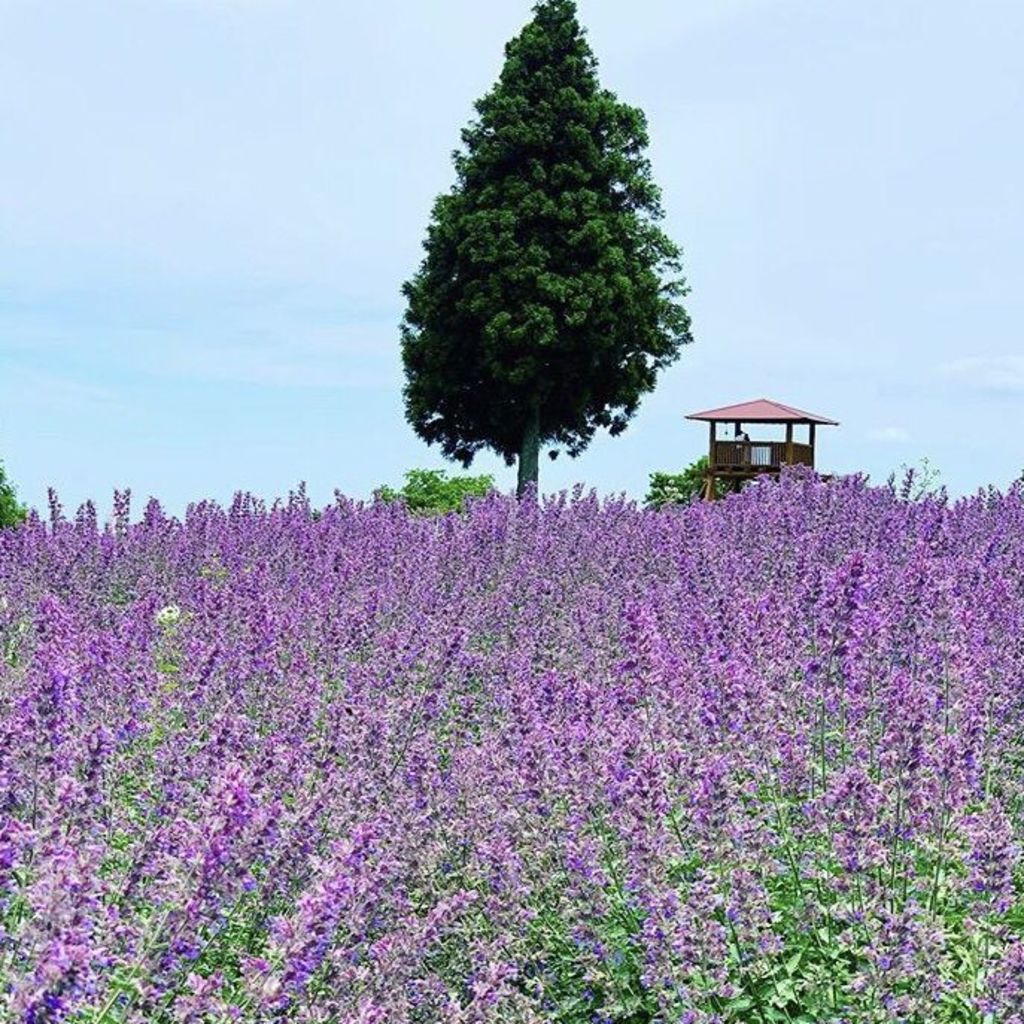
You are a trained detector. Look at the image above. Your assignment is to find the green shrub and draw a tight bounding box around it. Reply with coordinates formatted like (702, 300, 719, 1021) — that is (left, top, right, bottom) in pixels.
(0, 461, 26, 529)
(646, 457, 719, 508)
(374, 469, 495, 515)
(890, 456, 944, 501)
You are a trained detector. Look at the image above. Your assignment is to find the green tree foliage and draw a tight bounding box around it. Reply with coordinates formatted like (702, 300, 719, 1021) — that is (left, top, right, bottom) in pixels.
(646, 456, 720, 507)
(401, 0, 692, 497)
(0, 461, 26, 529)
(374, 469, 494, 515)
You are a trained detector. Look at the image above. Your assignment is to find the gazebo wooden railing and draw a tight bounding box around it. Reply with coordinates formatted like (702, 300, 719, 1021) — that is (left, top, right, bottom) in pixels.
(713, 440, 814, 469)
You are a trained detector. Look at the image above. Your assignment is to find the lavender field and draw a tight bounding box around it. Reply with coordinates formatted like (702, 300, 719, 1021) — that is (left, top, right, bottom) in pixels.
(1, 473, 1023, 1023)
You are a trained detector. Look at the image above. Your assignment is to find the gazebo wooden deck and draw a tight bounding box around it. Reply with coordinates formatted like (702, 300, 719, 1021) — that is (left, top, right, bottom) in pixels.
(686, 398, 839, 500)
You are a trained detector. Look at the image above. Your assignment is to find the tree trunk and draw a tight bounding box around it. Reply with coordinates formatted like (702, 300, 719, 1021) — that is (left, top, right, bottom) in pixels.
(516, 403, 541, 499)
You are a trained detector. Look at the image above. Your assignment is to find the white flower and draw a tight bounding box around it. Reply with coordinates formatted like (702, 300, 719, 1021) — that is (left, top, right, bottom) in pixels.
(156, 604, 182, 628)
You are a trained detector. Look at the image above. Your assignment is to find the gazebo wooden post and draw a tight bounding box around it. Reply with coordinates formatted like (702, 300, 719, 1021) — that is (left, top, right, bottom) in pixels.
(809, 422, 817, 468)
(785, 423, 794, 466)
(706, 422, 717, 500)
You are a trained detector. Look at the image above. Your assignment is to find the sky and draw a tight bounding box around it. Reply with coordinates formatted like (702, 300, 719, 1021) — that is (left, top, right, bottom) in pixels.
(2, 0, 1022, 516)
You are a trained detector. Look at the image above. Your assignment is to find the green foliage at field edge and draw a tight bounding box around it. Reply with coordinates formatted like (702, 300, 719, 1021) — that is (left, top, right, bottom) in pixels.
(374, 469, 495, 515)
(0, 460, 27, 529)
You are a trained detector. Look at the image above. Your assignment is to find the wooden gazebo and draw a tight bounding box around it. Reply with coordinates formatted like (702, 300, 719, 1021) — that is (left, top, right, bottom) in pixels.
(686, 398, 839, 500)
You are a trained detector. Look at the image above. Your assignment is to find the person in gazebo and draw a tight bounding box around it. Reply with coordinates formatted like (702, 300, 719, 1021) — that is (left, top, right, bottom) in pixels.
(735, 424, 751, 465)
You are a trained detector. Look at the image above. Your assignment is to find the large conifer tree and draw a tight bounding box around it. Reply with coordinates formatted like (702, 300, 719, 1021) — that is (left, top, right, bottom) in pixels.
(401, 0, 692, 496)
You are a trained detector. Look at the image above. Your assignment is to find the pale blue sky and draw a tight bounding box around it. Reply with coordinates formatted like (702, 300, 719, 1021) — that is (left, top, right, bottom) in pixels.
(2, 0, 1022, 515)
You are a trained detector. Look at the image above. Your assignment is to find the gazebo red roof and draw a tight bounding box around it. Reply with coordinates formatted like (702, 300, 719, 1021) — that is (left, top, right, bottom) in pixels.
(686, 398, 838, 425)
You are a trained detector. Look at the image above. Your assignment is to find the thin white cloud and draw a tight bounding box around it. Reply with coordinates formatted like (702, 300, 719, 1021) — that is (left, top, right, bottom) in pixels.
(867, 426, 911, 443)
(939, 356, 1024, 394)
(0, 283, 397, 391)
(148, 329, 394, 390)
(0, 366, 116, 410)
